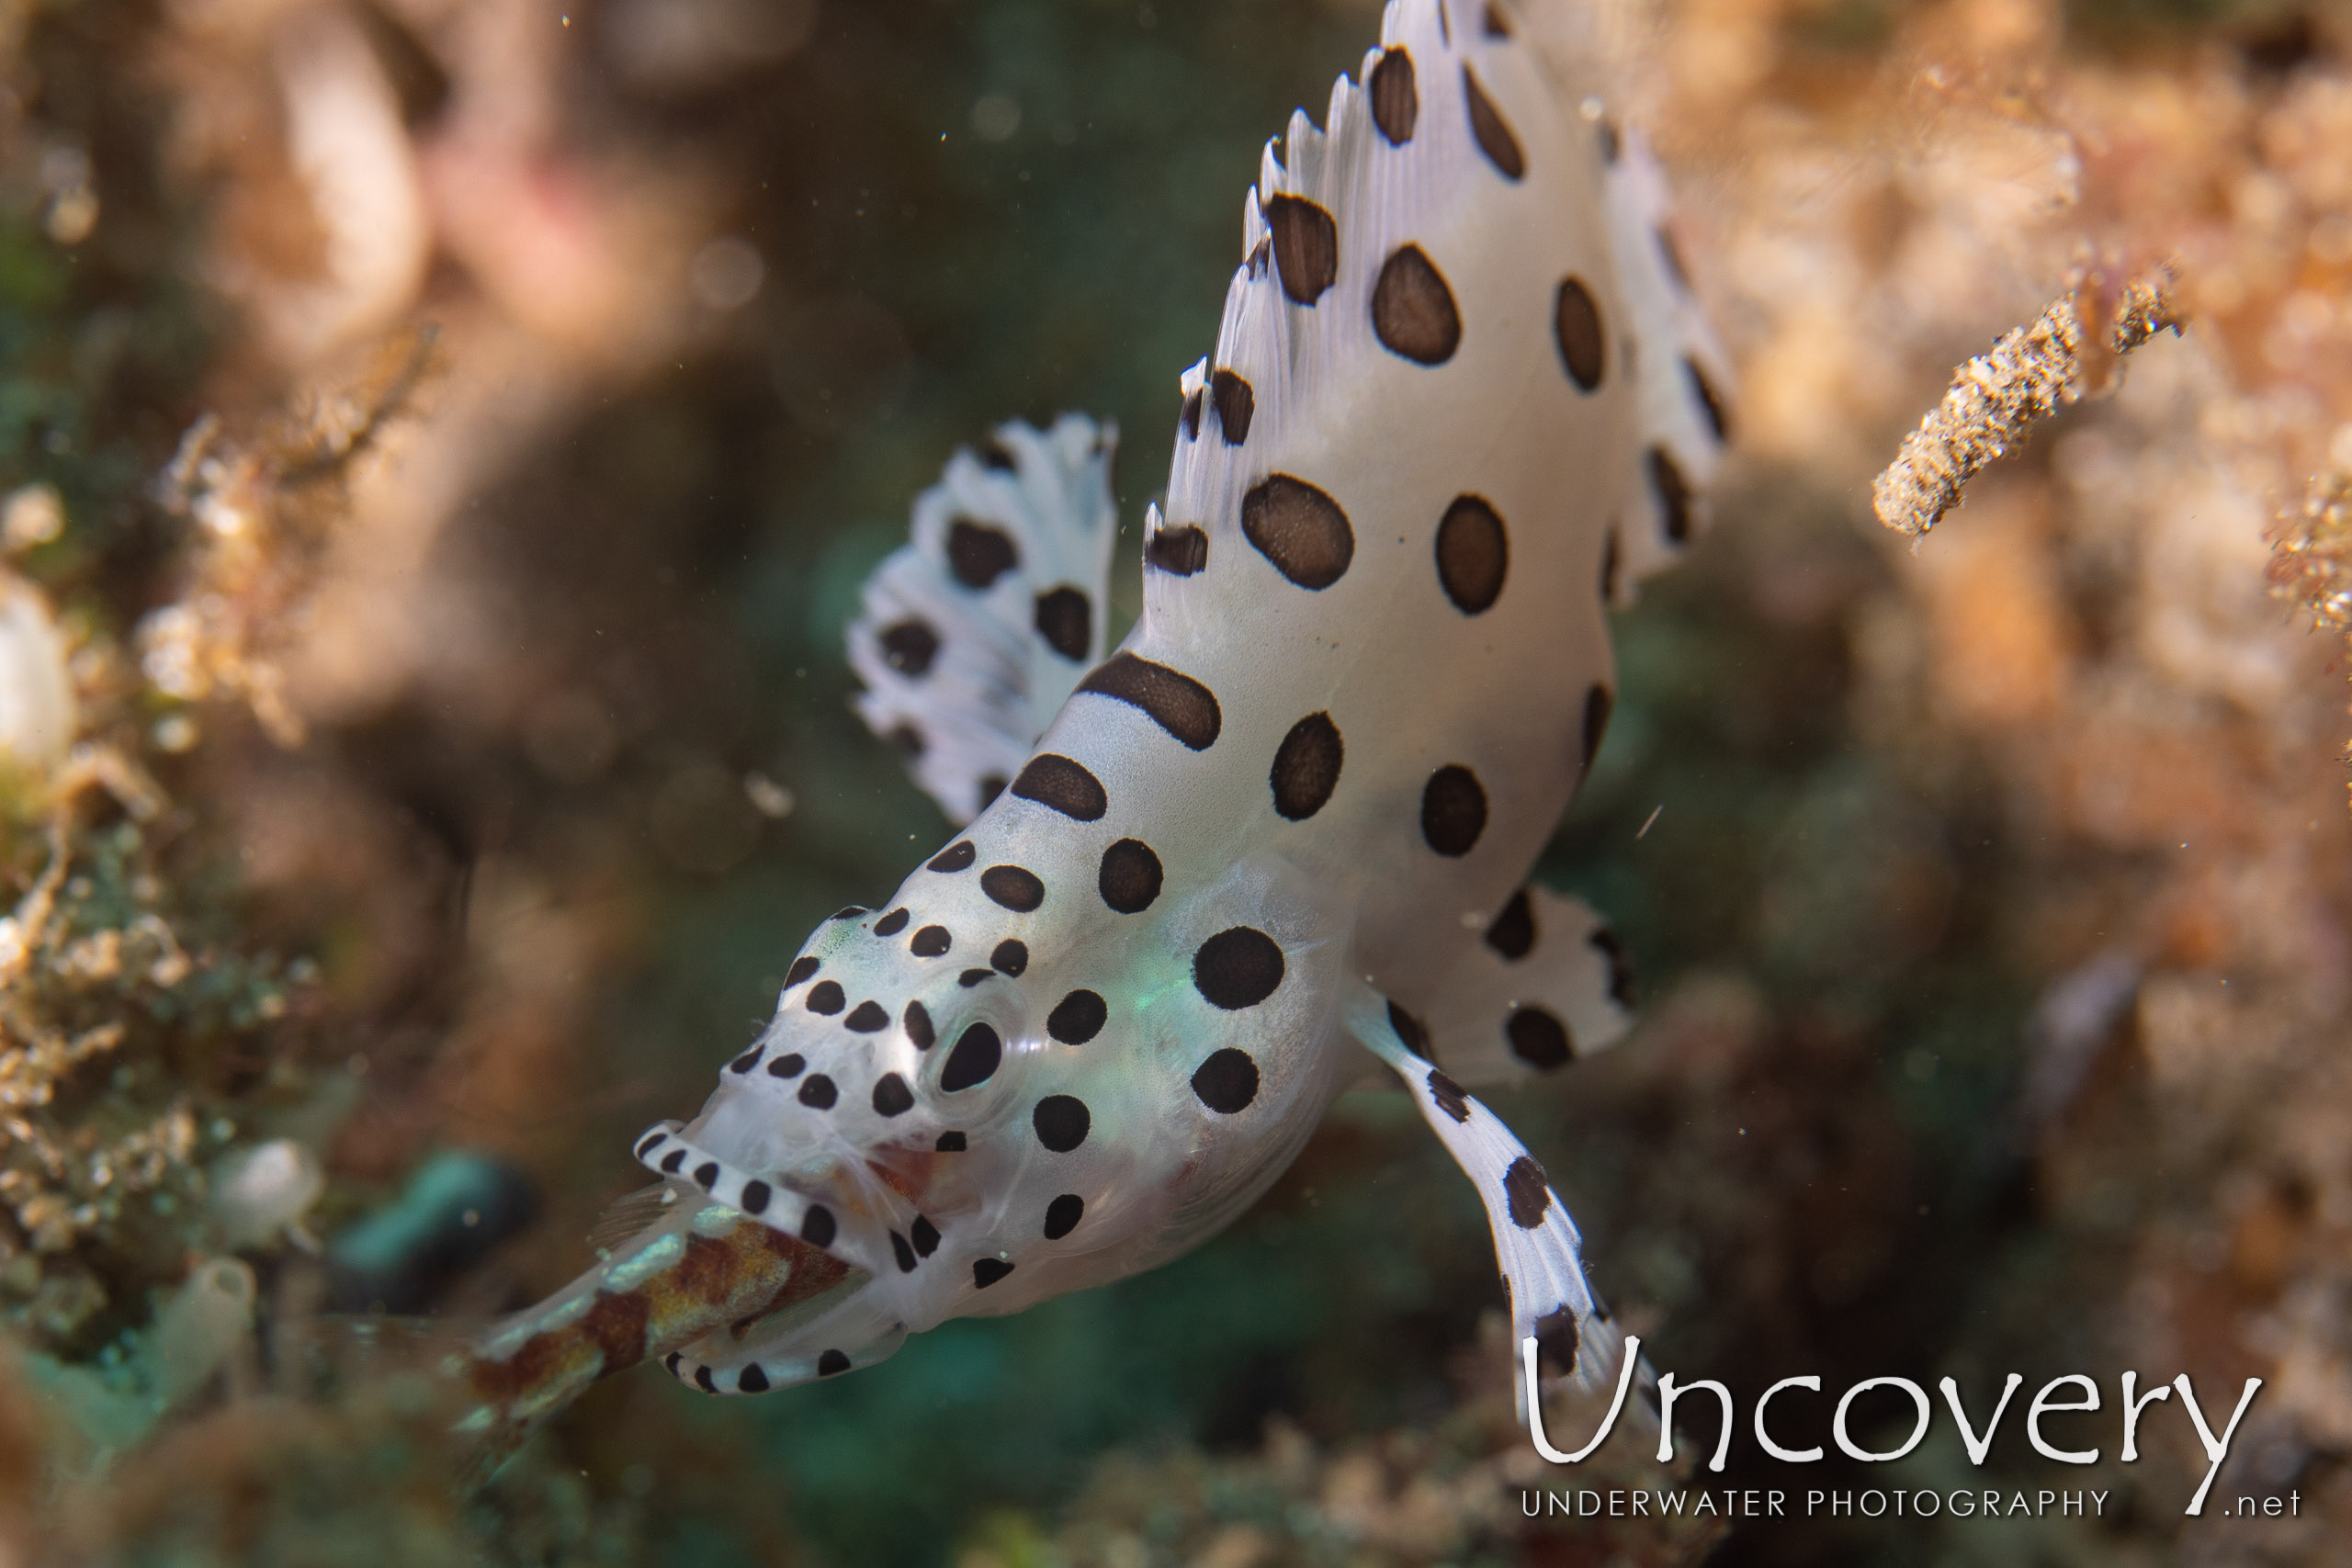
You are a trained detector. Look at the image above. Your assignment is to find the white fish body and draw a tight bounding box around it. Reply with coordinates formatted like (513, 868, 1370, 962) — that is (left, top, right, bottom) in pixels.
(630, 0, 1728, 1404)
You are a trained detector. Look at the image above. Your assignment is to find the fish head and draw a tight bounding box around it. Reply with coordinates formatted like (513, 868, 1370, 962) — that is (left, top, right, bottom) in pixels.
(632, 832, 1355, 1370)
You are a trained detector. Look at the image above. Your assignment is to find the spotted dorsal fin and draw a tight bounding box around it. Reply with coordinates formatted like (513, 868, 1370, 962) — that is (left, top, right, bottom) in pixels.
(1140, 0, 1727, 630)
(1401, 883, 1633, 1087)
(1600, 121, 1734, 599)
(584, 1180, 682, 1255)
(847, 415, 1118, 824)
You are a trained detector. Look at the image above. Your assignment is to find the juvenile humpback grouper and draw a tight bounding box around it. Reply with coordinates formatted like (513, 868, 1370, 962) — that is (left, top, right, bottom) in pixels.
(452, 0, 1728, 1472)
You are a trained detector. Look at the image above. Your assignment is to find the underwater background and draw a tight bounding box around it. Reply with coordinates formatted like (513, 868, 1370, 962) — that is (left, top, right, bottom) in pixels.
(0, 0, 2348, 1563)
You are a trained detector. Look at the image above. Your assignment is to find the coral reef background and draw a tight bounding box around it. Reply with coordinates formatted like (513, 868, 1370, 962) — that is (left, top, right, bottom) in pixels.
(0, 0, 2347, 1563)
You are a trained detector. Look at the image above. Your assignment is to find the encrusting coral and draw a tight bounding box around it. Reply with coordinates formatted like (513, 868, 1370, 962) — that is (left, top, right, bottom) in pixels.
(0, 338, 431, 1388)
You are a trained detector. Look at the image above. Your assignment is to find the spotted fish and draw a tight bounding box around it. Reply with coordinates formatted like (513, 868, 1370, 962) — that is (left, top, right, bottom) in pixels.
(459, 0, 1728, 1453)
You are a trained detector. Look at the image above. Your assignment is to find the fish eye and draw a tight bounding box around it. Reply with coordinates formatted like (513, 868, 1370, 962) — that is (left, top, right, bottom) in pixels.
(938, 1021, 1001, 1091)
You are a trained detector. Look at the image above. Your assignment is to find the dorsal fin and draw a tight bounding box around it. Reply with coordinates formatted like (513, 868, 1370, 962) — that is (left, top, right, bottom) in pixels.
(585, 1180, 682, 1255)
(1140, 0, 1728, 621)
(1600, 121, 1735, 598)
(846, 415, 1118, 823)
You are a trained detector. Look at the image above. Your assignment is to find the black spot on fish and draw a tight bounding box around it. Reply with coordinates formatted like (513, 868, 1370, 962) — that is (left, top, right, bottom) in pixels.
(1012, 754, 1107, 821)
(1435, 494, 1508, 614)
(729, 1048, 760, 1074)
(766, 1053, 805, 1079)
(741, 1180, 771, 1215)
(738, 1363, 770, 1393)
(807, 982, 845, 1016)
(1387, 1001, 1430, 1055)
(1372, 244, 1460, 365)
(878, 618, 940, 677)
(1264, 194, 1338, 304)
(1535, 1307, 1581, 1379)
(1270, 712, 1343, 820)
(934, 1131, 967, 1152)
(872, 1073, 914, 1117)
(1427, 1068, 1471, 1123)
(818, 1348, 851, 1376)
(1044, 1194, 1085, 1240)
(1047, 989, 1106, 1044)
(874, 908, 910, 937)
(1034, 587, 1091, 660)
(1147, 525, 1208, 576)
(1193, 928, 1284, 1010)
(904, 1000, 934, 1048)
(1191, 1048, 1261, 1112)
(1370, 46, 1418, 143)
(802, 1206, 837, 1248)
(1506, 1007, 1573, 1070)
(946, 518, 1019, 590)
(1033, 1095, 1091, 1152)
(1099, 839, 1163, 914)
(845, 1000, 889, 1032)
(785, 956, 820, 988)
(1589, 927, 1634, 1007)
(991, 939, 1028, 976)
(911, 1215, 940, 1257)
(973, 1258, 1014, 1289)
(1486, 890, 1535, 960)
(912, 925, 952, 958)
(1079, 652, 1222, 750)
(798, 1074, 838, 1110)
(1686, 356, 1731, 442)
(1420, 766, 1487, 856)
(1504, 1156, 1551, 1228)
(1242, 475, 1354, 590)
(1555, 277, 1605, 391)
(891, 1232, 916, 1272)
(1648, 446, 1692, 544)
(1464, 66, 1523, 179)
(928, 841, 976, 874)
(1212, 368, 1254, 445)
(693, 1161, 719, 1190)
(981, 865, 1045, 912)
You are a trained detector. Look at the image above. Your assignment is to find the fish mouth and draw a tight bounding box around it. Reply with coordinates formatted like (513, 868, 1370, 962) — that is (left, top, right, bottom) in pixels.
(631, 1117, 899, 1282)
